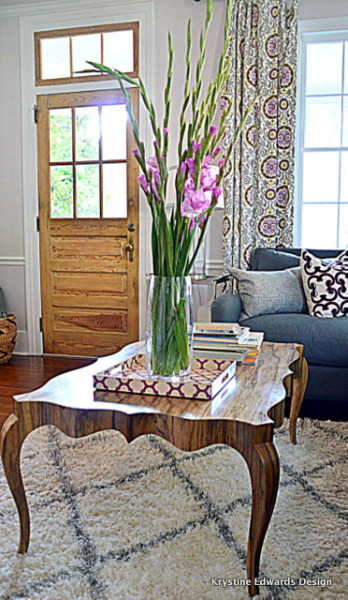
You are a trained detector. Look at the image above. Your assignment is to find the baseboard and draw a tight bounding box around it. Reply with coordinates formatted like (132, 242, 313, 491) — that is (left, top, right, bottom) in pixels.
(13, 330, 29, 355)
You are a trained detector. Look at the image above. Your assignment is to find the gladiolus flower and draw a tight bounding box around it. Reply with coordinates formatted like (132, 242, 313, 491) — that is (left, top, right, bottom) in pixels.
(133, 148, 141, 157)
(200, 166, 216, 190)
(192, 140, 202, 153)
(182, 157, 196, 178)
(209, 126, 218, 136)
(181, 186, 210, 230)
(213, 146, 222, 156)
(147, 155, 161, 184)
(138, 174, 150, 194)
(212, 186, 223, 202)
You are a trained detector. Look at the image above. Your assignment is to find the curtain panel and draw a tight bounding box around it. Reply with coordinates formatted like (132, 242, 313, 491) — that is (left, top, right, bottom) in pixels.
(223, 0, 298, 270)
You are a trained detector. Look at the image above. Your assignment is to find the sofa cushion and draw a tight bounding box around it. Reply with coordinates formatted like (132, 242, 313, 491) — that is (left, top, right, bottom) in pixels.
(227, 266, 307, 319)
(251, 248, 300, 271)
(301, 249, 348, 318)
(240, 313, 348, 367)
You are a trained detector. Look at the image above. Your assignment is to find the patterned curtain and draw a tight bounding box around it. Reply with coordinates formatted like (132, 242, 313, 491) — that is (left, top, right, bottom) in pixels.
(222, 0, 298, 270)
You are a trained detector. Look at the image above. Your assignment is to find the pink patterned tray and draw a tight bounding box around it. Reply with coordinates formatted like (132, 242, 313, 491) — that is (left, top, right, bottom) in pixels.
(93, 353, 236, 400)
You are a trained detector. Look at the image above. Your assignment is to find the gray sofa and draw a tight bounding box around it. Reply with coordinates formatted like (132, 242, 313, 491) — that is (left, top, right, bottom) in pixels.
(211, 248, 348, 420)
(0, 287, 6, 314)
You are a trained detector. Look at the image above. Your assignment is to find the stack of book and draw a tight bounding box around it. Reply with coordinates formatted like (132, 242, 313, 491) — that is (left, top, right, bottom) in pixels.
(193, 322, 264, 365)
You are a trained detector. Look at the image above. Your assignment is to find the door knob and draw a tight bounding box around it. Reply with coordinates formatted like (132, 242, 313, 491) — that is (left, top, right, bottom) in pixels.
(124, 241, 134, 262)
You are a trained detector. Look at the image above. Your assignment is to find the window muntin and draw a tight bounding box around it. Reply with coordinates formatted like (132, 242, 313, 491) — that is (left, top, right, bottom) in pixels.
(298, 35, 348, 249)
(35, 22, 138, 86)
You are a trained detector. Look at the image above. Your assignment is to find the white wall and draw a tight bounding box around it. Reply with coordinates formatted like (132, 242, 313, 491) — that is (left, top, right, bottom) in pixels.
(1, 0, 348, 354)
(299, 0, 348, 20)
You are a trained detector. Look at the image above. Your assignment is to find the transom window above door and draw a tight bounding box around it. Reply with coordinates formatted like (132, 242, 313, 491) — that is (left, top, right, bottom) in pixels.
(34, 22, 139, 86)
(47, 94, 131, 219)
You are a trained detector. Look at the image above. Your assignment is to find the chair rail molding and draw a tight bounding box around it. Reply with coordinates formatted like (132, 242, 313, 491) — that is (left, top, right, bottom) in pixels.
(19, 0, 154, 354)
(0, 257, 25, 267)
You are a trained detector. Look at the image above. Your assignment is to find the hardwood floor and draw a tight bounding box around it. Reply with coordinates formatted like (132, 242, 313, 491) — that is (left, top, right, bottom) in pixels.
(0, 355, 95, 428)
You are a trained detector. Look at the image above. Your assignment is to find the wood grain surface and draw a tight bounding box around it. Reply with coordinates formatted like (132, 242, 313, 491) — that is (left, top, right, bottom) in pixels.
(1, 341, 306, 597)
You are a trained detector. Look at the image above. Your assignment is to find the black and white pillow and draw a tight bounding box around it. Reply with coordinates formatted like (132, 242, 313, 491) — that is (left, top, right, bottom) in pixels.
(301, 249, 348, 318)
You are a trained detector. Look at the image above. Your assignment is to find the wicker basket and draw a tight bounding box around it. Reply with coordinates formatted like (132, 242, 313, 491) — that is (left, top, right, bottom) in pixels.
(0, 313, 17, 364)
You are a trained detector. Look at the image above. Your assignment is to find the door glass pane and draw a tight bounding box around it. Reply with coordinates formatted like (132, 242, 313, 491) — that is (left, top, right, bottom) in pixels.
(305, 97, 341, 148)
(76, 165, 100, 217)
(50, 109, 72, 162)
(72, 34, 101, 76)
(76, 107, 99, 161)
(103, 164, 127, 218)
(103, 30, 134, 72)
(339, 205, 348, 248)
(306, 42, 343, 95)
(41, 37, 70, 79)
(51, 166, 73, 217)
(301, 204, 338, 248)
(303, 152, 339, 203)
(102, 105, 127, 160)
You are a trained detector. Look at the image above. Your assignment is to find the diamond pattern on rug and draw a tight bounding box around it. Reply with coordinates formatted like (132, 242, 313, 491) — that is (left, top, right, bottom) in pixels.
(0, 419, 347, 600)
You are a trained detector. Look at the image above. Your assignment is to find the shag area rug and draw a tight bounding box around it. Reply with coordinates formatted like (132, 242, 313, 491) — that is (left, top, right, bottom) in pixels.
(0, 419, 347, 600)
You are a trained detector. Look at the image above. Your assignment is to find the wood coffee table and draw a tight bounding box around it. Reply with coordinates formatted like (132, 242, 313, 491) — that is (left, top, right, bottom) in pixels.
(0, 341, 307, 597)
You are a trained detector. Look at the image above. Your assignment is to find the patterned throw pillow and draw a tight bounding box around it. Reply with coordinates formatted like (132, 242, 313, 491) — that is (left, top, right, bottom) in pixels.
(300, 249, 348, 318)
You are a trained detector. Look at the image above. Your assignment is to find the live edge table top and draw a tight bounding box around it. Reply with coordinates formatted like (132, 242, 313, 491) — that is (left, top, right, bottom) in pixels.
(12, 341, 300, 428)
(1, 340, 307, 597)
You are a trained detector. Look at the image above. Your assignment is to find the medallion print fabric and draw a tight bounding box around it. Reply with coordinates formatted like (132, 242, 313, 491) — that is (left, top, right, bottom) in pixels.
(301, 249, 348, 318)
(223, 0, 298, 269)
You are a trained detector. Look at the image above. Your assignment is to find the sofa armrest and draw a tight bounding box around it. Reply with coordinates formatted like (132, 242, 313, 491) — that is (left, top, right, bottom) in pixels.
(211, 293, 242, 323)
(0, 287, 6, 314)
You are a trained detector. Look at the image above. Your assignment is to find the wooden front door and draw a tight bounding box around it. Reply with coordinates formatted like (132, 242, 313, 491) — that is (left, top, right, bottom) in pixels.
(36, 89, 139, 356)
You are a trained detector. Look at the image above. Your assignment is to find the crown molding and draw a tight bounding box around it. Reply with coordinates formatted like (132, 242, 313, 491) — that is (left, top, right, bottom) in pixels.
(299, 16, 348, 33)
(0, 0, 151, 18)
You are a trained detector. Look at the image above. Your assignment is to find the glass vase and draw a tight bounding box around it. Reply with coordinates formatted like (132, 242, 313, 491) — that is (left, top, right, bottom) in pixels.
(146, 275, 194, 380)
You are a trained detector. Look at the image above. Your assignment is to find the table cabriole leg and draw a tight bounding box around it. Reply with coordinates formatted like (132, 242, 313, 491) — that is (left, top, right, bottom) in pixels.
(0, 414, 31, 553)
(243, 440, 280, 596)
(290, 358, 308, 444)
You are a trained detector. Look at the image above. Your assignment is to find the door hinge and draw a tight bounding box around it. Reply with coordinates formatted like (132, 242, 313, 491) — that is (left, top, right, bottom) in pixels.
(39, 317, 43, 332)
(36, 216, 40, 232)
(33, 105, 39, 124)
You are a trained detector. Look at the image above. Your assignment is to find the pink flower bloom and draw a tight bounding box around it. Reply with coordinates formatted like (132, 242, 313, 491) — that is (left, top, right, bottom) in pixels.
(202, 155, 213, 166)
(181, 187, 210, 230)
(133, 148, 141, 157)
(151, 181, 159, 198)
(209, 126, 218, 136)
(147, 155, 159, 168)
(213, 146, 222, 156)
(183, 157, 196, 178)
(138, 174, 150, 194)
(180, 161, 188, 177)
(147, 155, 161, 184)
(200, 166, 216, 190)
(163, 127, 169, 135)
(192, 140, 202, 153)
(218, 159, 225, 168)
(212, 186, 223, 202)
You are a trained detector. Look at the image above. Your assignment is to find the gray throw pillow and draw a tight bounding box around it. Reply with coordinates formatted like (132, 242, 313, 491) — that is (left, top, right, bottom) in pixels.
(226, 266, 307, 320)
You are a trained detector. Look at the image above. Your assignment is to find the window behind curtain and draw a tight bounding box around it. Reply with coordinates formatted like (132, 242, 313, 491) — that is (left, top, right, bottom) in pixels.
(297, 32, 348, 249)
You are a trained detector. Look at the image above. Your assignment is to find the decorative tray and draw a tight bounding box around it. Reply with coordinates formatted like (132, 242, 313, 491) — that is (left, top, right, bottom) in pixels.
(93, 353, 236, 400)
